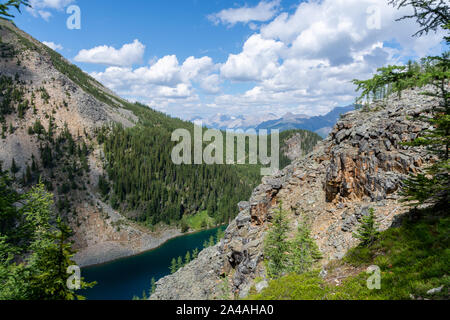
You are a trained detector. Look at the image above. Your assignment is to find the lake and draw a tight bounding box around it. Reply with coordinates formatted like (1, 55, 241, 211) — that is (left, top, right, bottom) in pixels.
(79, 226, 226, 300)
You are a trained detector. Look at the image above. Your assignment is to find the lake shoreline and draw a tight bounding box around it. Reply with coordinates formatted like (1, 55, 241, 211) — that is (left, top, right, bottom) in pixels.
(76, 224, 226, 268)
(79, 225, 227, 300)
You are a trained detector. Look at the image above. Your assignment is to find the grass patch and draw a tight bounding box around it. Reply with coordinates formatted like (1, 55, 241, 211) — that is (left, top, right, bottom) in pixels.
(182, 210, 216, 231)
(249, 210, 449, 300)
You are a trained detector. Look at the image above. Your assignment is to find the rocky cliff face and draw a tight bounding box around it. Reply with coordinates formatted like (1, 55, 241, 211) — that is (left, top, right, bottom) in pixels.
(151, 87, 437, 300)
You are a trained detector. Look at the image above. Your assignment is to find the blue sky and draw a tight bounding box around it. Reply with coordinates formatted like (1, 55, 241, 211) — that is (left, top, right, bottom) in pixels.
(11, 0, 448, 120)
(16, 1, 292, 68)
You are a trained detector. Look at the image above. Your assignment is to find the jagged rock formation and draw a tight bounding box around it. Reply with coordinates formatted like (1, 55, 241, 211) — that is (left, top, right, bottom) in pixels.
(325, 98, 432, 203)
(151, 87, 437, 300)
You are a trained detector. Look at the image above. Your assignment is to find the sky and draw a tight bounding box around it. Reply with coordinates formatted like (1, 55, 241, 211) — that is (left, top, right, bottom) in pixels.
(11, 0, 448, 120)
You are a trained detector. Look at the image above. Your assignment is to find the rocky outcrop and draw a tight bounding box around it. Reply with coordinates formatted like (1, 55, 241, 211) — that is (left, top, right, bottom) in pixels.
(151, 87, 437, 300)
(325, 93, 435, 203)
(151, 245, 227, 300)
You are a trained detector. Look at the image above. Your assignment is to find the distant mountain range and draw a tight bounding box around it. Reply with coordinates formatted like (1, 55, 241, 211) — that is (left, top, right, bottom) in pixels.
(191, 105, 355, 138)
(256, 105, 355, 137)
(190, 113, 280, 131)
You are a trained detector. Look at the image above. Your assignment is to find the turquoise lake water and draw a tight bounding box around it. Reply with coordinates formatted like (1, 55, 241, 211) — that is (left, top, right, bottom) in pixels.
(80, 226, 226, 300)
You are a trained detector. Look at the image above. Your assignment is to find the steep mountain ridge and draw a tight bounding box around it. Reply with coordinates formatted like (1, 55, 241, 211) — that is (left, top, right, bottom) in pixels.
(151, 87, 438, 300)
(0, 19, 162, 266)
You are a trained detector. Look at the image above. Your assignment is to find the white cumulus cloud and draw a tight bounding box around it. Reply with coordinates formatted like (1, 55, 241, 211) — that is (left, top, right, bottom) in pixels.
(74, 40, 146, 67)
(91, 54, 219, 106)
(220, 34, 285, 81)
(213, 0, 446, 117)
(27, 0, 75, 20)
(43, 41, 63, 51)
(208, 0, 280, 26)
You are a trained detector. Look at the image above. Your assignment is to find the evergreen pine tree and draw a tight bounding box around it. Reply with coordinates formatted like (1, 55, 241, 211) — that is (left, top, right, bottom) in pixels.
(192, 248, 199, 259)
(31, 155, 38, 172)
(25, 165, 32, 184)
(288, 222, 322, 274)
(264, 203, 290, 278)
(10, 158, 19, 178)
(169, 258, 177, 274)
(0, 0, 30, 20)
(216, 227, 224, 243)
(388, 0, 449, 39)
(150, 277, 156, 296)
(401, 53, 449, 206)
(208, 235, 215, 247)
(352, 208, 380, 247)
(177, 256, 183, 270)
(180, 220, 189, 233)
(0, 182, 95, 300)
(184, 251, 191, 265)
